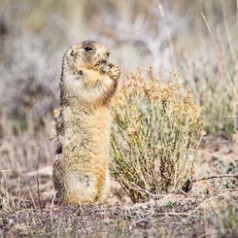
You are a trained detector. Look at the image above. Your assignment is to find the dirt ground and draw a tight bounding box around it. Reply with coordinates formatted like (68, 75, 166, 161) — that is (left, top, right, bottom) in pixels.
(0, 137, 237, 238)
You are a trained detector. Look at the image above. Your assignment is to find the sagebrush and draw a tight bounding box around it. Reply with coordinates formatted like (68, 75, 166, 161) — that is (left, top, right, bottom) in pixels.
(111, 68, 204, 202)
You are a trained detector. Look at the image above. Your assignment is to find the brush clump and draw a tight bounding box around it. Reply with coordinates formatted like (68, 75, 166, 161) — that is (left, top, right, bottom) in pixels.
(111, 68, 204, 202)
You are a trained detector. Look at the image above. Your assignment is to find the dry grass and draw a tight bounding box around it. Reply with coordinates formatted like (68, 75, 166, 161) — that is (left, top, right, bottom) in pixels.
(214, 205, 238, 238)
(0, 191, 237, 237)
(180, 31, 238, 138)
(111, 68, 203, 202)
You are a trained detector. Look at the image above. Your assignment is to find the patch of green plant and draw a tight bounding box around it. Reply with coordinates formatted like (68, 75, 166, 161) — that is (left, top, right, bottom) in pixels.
(165, 201, 177, 208)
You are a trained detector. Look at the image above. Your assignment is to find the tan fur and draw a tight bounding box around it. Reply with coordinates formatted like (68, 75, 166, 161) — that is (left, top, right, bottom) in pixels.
(53, 40, 120, 205)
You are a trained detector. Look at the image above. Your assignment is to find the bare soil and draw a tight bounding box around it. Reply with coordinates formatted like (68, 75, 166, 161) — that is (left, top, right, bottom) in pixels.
(0, 138, 237, 238)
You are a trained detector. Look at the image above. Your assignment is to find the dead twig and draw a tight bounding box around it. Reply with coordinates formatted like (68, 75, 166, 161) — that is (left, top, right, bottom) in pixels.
(191, 173, 238, 183)
(182, 173, 238, 192)
(132, 183, 165, 200)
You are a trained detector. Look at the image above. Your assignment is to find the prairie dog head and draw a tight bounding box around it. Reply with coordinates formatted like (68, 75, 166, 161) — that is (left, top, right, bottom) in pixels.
(62, 40, 111, 73)
(60, 40, 115, 105)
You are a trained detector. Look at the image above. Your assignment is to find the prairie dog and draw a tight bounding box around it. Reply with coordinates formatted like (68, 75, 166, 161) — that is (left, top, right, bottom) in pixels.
(53, 40, 120, 205)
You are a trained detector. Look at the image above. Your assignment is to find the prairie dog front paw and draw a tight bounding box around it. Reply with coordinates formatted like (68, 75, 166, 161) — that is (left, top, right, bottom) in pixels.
(108, 64, 121, 80)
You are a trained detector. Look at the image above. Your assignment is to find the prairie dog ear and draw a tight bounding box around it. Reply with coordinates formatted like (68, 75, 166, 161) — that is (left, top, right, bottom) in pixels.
(68, 49, 78, 59)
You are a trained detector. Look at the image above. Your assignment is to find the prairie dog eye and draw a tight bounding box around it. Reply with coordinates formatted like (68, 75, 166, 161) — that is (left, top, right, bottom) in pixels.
(84, 46, 93, 52)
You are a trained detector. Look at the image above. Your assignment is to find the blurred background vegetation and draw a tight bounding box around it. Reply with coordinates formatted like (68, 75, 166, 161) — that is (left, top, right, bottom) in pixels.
(0, 0, 237, 178)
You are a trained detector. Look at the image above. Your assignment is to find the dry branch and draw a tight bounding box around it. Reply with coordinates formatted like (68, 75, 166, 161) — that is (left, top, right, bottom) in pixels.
(182, 173, 238, 192)
(191, 173, 238, 183)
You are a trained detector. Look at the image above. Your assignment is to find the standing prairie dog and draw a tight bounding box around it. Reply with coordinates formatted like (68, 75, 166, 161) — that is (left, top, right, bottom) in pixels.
(53, 40, 120, 205)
